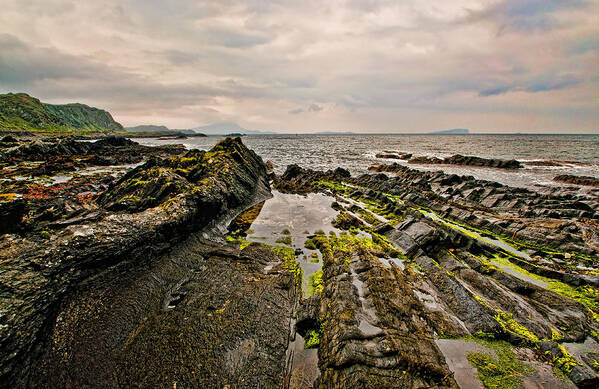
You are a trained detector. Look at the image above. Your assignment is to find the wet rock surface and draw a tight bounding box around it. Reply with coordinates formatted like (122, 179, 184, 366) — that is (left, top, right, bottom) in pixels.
(28, 238, 296, 388)
(366, 162, 598, 255)
(275, 163, 599, 388)
(0, 135, 184, 168)
(555, 175, 599, 188)
(0, 137, 273, 387)
(2, 138, 599, 388)
(406, 154, 523, 169)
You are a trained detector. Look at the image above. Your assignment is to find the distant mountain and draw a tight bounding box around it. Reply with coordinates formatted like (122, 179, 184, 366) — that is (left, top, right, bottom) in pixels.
(314, 131, 357, 135)
(429, 128, 469, 135)
(0, 92, 123, 133)
(125, 125, 170, 133)
(191, 121, 276, 135)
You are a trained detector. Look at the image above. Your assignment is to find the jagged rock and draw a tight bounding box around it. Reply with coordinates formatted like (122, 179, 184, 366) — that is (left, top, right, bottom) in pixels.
(0, 197, 27, 234)
(276, 163, 599, 387)
(407, 154, 522, 169)
(30, 155, 82, 176)
(0, 135, 18, 145)
(538, 342, 599, 388)
(0, 137, 271, 387)
(315, 249, 458, 388)
(554, 175, 599, 188)
(1, 136, 184, 165)
(94, 135, 136, 147)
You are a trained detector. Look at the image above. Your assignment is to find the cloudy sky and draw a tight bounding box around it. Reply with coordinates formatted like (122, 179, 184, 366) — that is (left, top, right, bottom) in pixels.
(1, 0, 598, 133)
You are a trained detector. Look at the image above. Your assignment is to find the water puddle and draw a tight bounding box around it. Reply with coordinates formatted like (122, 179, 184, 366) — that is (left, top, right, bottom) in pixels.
(436, 339, 489, 389)
(50, 162, 143, 185)
(242, 190, 342, 296)
(230, 190, 342, 388)
(286, 331, 319, 388)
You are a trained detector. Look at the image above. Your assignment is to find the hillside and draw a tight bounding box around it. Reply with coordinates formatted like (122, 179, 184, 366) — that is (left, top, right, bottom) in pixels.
(0, 92, 123, 134)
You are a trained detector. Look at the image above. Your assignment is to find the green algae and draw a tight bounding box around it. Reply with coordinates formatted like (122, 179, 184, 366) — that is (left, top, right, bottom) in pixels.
(494, 311, 540, 343)
(472, 294, 540, 344)
(275, 236, 292, 246)
(472, 291, 591, 381)
(225, 234, 253, 250)
(309, 270, 324, 295)
(272, 245, 303, 286)
(487, 254, 599, 320)
(420, 206, 595, 265)
(305, 231, 404, 268)
(466, 339, 534, 389)
(550, 344, 581, 375)
(314, 180, 405, 225)
(225, 235, 300, 277)
(305, 239, 318, 250)
(304, 328, 321, 349)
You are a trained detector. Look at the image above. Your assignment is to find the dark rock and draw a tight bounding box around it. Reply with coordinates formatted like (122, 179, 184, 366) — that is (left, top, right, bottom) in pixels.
(0, 135, 18, 145)
(554, 175, 599, 188)
(94, 135, 137, 147)
(0, 137, 272, 387)
(333, 167, 351, 178)
(406, 154, 522, 169)
(0, 197, 27, 235)
(539, 341, 599, 388)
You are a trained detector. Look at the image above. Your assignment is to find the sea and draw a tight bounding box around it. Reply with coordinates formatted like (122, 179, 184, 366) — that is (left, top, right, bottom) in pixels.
(136, 134, 599, 192)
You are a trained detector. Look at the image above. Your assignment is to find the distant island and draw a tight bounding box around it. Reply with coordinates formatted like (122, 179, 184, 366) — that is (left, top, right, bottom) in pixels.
(314, 131, 357, 135)
(428, 128, 470, 135)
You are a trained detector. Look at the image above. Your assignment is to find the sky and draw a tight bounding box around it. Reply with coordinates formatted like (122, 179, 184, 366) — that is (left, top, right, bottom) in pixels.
(0, 0, 598, 133)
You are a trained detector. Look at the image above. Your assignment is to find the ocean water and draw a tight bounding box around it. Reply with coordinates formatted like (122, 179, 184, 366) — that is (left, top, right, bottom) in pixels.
(137, 134, 599, 191)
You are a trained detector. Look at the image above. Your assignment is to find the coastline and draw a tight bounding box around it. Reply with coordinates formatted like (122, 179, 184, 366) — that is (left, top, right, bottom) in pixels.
(1, 136, 598, 388)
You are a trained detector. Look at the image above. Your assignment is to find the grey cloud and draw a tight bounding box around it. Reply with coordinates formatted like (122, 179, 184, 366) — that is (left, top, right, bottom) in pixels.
(162, 50, 200, 65)
(288, 103, 323, 115)
(479, 87, 511, 97)
(569, 36, 599, 55)
(470, 0, 589, 32)
(479, 75, 583, 96)
(201, 27, 271, 48)
(0, 34, 126, 89)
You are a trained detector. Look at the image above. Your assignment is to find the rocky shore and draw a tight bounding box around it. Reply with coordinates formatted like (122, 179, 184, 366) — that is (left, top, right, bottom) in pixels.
(375, 152, 522, 169)
(275, 163, 599, 388)
(1, 137, 598, 388)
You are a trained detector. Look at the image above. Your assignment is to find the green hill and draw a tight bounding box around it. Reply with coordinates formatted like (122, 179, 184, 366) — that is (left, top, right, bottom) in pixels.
(0, 92, 123, 134)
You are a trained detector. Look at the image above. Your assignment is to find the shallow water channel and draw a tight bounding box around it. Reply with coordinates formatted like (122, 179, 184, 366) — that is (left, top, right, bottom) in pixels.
(232, 190, 344, 387)
(244, 190, 342, 295)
